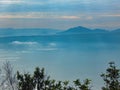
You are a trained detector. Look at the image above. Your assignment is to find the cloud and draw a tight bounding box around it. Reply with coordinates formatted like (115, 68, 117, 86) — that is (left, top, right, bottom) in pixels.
(0, 0, 119, 30)
(0, 12, 81, 20)
(36, 48, 58, 51)
(0, 0, 119, 13)
(0, 0, 23, 4)
(100, 14, 120, 17)
(60, 16, 80, 19)
(15, 48, 58, 53)
(0, 12, 93, 21)
(49, 43, 56, 46)
(11, 41, 38, 45)
(11, 41, 58, 53)
(0, 13, 119, 30)
(0, 12, 51, 19)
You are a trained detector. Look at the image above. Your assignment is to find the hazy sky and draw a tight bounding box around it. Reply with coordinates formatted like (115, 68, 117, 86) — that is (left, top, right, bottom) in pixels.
(0, 0, 120, 30)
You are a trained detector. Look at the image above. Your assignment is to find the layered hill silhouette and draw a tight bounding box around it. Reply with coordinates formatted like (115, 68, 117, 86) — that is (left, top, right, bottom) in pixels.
(0, 26, 120, 44)
(0, 26, 120, 37)
(0, 28, 60, 37)
(111, 29, 120, 33)
(58, 26, 109, 34)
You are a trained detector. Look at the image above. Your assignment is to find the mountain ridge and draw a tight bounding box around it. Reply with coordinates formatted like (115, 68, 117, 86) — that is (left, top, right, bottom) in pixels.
(0, 28, 60, 37)
(58, 26, 110, 35)
(0, 26, 120, 37)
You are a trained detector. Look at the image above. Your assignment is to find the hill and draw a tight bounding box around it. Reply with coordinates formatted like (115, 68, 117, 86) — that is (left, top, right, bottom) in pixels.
(0, 28, 60, 37)
(58, 26, 109, 35)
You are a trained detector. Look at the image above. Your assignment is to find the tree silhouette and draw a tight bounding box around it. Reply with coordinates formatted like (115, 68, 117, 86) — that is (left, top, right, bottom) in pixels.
(1, 61, 17, 90)
(2, 61, 120, 90)
(73, 79, 91, 90)
(101, 62, 120, 90)
(17, 67, 92, 90)
(17, 71, 35, 90)
(33, 67, 51, 90)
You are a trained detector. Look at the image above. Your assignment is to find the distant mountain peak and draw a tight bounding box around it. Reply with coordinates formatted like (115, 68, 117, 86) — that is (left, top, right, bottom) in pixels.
(58, 26, 92, 34)
(58, 26, 111, 35)
(69, 26, 90, 30)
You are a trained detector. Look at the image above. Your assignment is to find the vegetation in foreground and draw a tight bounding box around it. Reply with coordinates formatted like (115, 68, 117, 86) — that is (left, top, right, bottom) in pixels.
(0, 61, 120, 90)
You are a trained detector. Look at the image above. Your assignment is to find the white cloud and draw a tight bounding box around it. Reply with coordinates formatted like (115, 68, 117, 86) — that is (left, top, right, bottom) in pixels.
(0, 0, 24, 4)
(0, 12, 81, 19)
(0, 12, 119, 29)
(11, 41, 38, 45)
(60, 16, 80, 19)
(49, 43, 56, 46)
(24, 0, 111, 5)
(0, 12, 46, 19)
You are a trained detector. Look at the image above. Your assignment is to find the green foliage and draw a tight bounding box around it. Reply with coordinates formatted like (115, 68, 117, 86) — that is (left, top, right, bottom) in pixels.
(1, 61, 120, 90)
(74, 79, 91, 90)
(17, 71, 35, 90)
(17, 67, 91, 90)
(101, 62, 120, 90)
(33, 67, 45, 90)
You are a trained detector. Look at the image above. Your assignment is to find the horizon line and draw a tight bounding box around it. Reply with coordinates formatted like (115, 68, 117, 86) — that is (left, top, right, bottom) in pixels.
(0, 26, 119, 31)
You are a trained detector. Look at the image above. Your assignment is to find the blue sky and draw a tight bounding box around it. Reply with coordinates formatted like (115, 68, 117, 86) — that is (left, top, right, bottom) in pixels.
(0, 0, 120, 30)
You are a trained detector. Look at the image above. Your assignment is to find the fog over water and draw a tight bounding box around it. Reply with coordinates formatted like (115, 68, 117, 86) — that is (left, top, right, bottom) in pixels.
(0, 32, 120, 90)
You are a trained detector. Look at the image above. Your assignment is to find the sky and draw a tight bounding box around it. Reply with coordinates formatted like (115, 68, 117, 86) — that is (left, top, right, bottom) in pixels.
(0, 0, 120, 30)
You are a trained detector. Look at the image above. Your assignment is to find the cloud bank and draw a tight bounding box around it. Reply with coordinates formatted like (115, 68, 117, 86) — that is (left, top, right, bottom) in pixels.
(0, 0, 119, 29)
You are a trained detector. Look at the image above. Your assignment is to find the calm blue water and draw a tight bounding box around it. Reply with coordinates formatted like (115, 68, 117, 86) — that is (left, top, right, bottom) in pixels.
(0, 33, 120, 90)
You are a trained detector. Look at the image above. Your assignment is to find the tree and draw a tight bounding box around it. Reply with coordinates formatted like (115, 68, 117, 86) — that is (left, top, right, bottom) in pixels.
(73, 79, 91, 90)
(17, 71, 35, 90)
(17, 67, 92, 90)
(34, 67, 45, 90)
(101, 62, 120, 90)
(1, 61, 17, 90)
(17, 67, 51, 90)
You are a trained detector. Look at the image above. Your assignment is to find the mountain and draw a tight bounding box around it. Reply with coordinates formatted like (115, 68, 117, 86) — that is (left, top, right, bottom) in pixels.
(0, 26, 119, 37)
(0, 28, 60, 37)
(58, 26, 92, 34)
(0, 26, 119, 44)
(111, 29, 120, 33)
(92, 29, 109, 33)
(58, 26, 108, 35)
